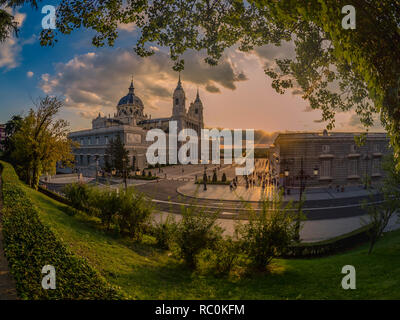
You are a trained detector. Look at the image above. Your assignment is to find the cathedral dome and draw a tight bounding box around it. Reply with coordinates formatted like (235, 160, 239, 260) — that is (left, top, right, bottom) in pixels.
(117, 80, 144, 108)
(117, 94, 144, 107)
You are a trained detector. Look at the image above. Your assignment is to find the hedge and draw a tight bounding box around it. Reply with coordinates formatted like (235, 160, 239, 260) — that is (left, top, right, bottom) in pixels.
(0, 161, 125, 299)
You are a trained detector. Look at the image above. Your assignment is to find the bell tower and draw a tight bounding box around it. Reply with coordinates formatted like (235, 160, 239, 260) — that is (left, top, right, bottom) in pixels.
(172, 73, 186, 133)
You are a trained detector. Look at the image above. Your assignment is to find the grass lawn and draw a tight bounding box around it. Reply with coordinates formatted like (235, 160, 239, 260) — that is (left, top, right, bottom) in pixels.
(25, 184, 400, 299)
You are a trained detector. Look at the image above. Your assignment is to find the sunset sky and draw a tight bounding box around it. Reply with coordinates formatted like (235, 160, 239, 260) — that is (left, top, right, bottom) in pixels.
(0, 2, 384, 135)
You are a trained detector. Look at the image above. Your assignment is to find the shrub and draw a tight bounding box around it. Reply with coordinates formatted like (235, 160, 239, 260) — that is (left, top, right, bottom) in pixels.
(197, 237, 241, 276)
(0, 161, 123, 299)
(63, 182, 91, 212)
(89, 188, 120, 230)
(152, 215, 177, 249)
(173, 204, 223, 269)
(212, 171, 217, 183)
(221, 173, 227, 182)
(237, 194, 298, 271)
(116, 188, 153, 240)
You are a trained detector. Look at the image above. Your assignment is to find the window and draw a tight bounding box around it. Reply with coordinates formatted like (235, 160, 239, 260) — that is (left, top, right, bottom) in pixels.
(88, 137, 92, 145)
(195, 108, 198, 114)
(87, 155, 90, 164)
(105, 136, 109, 144)
(80, 138, 83, 145)
(175, 98, 179, 105)
(321, 159, 331, 177)
(350, 144, 357, 153)
(348, 159, 358, 176)
(374, 144, 380, 152)
(322, 145, 330, 153)
(372, 158, 381, 174)
(96, 137, 99, 145)
(79, 155, 83, 165)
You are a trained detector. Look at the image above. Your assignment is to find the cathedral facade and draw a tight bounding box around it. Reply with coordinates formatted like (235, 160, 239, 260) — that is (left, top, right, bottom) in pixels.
(68, 76, 204, 175)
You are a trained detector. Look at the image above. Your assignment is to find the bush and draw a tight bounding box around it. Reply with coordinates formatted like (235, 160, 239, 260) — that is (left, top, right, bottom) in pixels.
(197, 237, 241, 276)
(0, 161, 123, 299)
(63, 182, 92, 212)
(152, 215, 177, 249)
(237, 194, 298, 271)
(221, 173, 227, 182)
(173, 204, 223, 269)
(116, 189, 152, 240)
(89, 188, 120, 230)
(212, 171, 217, 183)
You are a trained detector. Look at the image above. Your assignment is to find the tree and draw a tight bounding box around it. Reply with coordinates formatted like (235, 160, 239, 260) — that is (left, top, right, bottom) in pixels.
(0, 1, 39, 42)
(11, 96, 76, 189)
(362, 153, 400, 254)
(104, 134, 129, 176)
(37, 1, 400, 167)
(1, 114, 23, 160)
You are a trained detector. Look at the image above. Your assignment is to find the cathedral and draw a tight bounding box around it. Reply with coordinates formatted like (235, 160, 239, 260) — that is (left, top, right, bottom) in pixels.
(68, 75, 205, 174)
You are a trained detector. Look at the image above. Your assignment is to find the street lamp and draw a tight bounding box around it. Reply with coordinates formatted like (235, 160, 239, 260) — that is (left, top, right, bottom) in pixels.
(284, 168, 289, 177)
(123, 158, 128, 191)
(313, 166, 319, 177)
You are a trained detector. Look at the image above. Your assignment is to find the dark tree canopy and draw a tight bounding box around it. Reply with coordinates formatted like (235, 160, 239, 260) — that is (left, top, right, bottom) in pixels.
(2, 1, 400, 166)
(105, 134, 129, 174)
(0, 1, 40, 41)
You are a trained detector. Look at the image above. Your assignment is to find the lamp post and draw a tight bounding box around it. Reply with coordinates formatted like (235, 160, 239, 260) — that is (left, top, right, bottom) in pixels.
(285, 157, 319, 242)
(284, 167, 289, 194)
(364, 153, 371, 189)
(123, 158, 128, 191)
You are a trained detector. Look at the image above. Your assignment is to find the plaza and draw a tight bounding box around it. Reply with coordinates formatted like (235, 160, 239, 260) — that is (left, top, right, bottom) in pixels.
(44, 156, 398, 243)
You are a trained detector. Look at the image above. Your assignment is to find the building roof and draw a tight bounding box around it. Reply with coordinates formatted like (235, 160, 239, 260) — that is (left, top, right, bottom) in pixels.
(138, 117, 170, 124)
(117, 80, 144, 107)
(274, 131, 388, 144)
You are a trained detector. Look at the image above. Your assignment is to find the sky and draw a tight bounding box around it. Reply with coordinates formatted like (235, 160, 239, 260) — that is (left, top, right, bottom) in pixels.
(0, 2, 384, 137)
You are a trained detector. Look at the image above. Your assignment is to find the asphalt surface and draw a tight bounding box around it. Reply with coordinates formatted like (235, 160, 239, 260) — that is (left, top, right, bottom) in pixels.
(134, 179, 379, 220)
(43, 177, 381, 221)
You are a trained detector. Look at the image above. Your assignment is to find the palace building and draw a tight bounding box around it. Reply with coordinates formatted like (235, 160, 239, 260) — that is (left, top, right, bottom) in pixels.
(270, 130, 390, 187)
(68, 76, 204, 175)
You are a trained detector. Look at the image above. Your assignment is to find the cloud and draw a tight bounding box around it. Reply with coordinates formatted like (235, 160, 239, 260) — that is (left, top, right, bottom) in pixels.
(117, 22, 136, 32)
(252, 41, 306, 97)
(253, 41, 296, 63)
(205, 84, 220, 93)
(0, 9, 26, 70)
(27, 71, 34, 78)
(341, 113, 384, 132)
(39, 48, 248, 119)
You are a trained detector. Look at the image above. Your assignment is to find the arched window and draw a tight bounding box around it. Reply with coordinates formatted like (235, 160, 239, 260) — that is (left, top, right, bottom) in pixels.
(175, 98, 179, 105)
